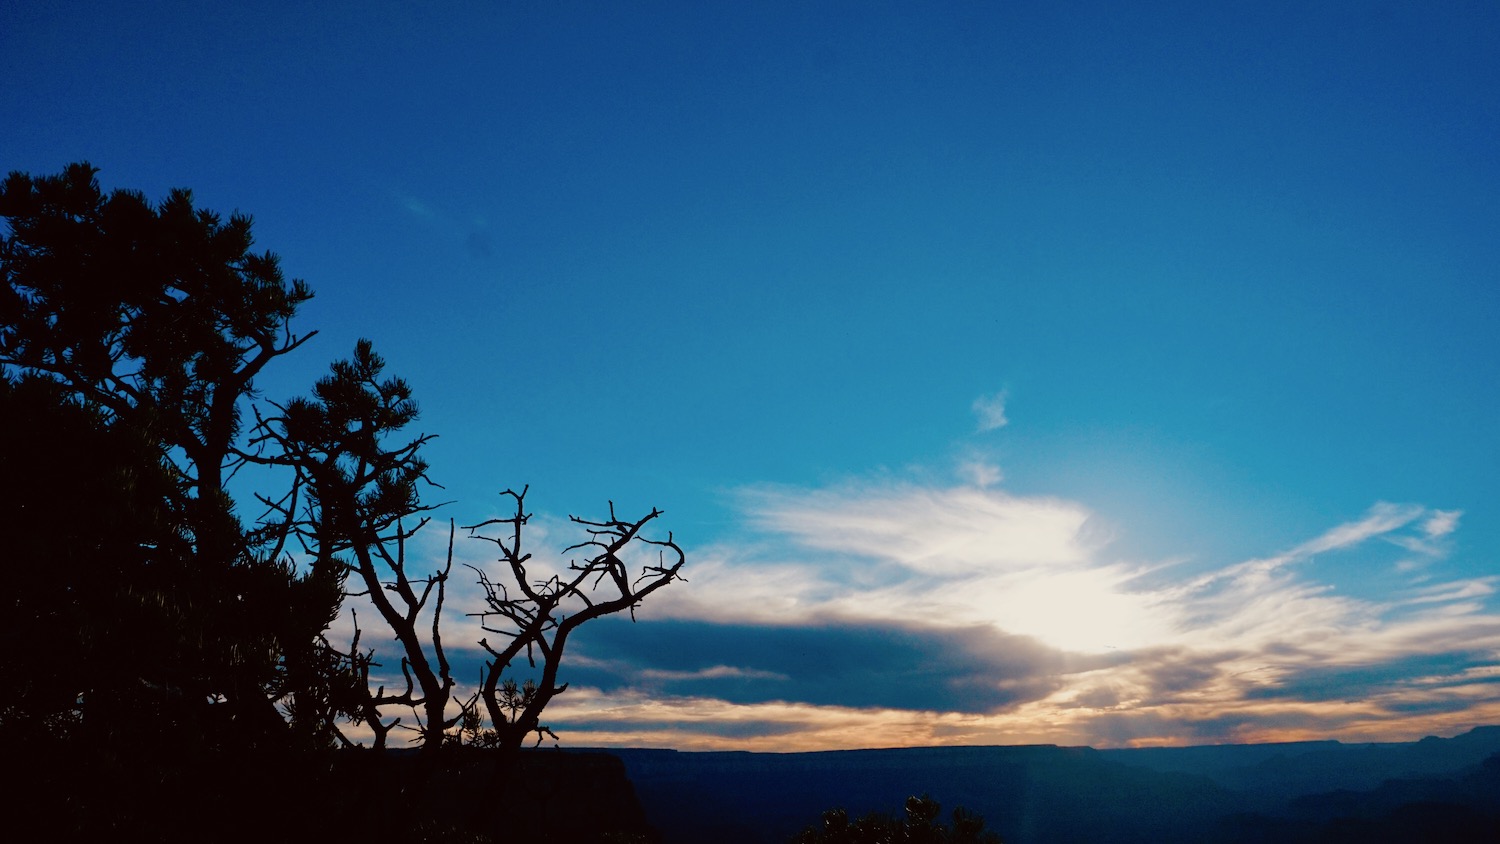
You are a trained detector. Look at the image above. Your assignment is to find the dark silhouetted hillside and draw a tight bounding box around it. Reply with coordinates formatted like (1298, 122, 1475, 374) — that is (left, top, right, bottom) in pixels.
(610, 744, 1238, 843)
(602, 726, 1500, 844)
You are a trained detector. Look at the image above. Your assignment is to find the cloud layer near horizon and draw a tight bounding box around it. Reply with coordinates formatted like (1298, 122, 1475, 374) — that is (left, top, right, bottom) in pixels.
(338, 471, 1500, 751)
(547, 476, 1500, 749)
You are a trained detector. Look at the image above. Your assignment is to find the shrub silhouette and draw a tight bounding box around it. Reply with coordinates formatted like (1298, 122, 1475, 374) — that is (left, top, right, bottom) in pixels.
(792, 795, 1003, 843)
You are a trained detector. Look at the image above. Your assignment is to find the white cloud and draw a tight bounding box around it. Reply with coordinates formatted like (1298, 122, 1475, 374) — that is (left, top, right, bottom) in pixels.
(972, 391, 1009, 432)
(1291, 501, 1425, 558)
(958, 458, 1004, 488)
(1400, 577, 1498, 606)
(1423, 509, 1462, 538)
(638, 665, 790, 682)
(740, 482, 1096, 576)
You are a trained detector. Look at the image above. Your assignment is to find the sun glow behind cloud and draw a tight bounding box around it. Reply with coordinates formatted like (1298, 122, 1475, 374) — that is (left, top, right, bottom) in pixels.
(551, 469, 1500, 750)
(326, 470, 1499, 753)
(326, 410, 1500, 752)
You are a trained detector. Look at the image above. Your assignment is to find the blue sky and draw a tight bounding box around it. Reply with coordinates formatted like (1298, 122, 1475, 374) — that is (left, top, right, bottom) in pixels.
(5, 1, 1499, 749)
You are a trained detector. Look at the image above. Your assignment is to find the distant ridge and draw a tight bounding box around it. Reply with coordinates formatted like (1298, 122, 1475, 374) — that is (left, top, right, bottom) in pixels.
(594, 726, 1500, 844)
(1099, 724, 1500, 797)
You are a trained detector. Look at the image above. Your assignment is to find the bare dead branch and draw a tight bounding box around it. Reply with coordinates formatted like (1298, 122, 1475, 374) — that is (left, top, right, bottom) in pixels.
(459, 486, 685, 753)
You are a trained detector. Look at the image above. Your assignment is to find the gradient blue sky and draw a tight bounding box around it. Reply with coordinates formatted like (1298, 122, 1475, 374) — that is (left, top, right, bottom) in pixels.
(5, 1, 1499, 749)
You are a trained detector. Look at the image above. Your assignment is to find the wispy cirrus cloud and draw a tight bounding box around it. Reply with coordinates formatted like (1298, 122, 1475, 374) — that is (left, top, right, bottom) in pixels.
(1292, 501, 1427, 558)
(391, 188, 436, 219)
(385, 186, 494, 258)
(738, 482, 1098, 577)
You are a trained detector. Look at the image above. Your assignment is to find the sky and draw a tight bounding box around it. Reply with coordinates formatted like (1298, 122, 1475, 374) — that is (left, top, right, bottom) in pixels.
(4, 0, 1500, 750)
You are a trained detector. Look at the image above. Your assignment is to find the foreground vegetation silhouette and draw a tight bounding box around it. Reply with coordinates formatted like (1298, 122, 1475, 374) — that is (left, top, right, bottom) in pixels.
(793, 796, 1002, 844)
(1, 163, 678, 841)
